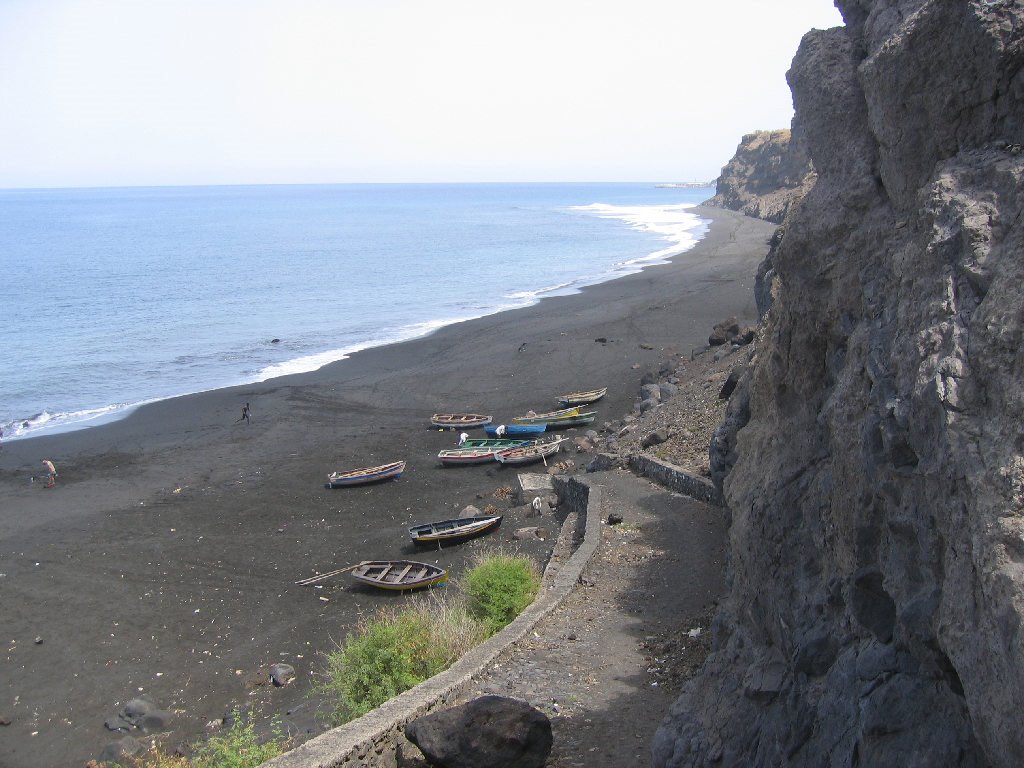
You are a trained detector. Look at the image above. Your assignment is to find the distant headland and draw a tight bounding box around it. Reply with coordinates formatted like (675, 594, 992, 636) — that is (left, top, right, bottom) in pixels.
(654, 181, 715, 188)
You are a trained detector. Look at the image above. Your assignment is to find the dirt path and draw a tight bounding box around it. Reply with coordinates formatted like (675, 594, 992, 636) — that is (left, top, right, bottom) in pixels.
(455, 469, 729, 767)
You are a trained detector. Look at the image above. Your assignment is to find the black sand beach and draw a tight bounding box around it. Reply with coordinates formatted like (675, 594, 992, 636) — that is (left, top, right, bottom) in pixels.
(0, 206, 775, 767)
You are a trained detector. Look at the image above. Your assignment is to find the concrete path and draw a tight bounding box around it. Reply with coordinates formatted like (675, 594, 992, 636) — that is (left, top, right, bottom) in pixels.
(453, 468, 729, 767)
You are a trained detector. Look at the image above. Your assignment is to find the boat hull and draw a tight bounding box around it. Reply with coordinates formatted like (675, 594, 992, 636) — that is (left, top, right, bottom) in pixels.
(510, 406, 580, 425)
(327, 461, 406, 487)
(543, 412, 597, 428)
(431, 413, 493, 429)
(438, 447, 500, 465)
(409, 515, 503, 546)
(495, 438, 565, 465)
(459, 438, 531, 449)
(557, 387, 607, 406)
(485, 423, 547, 436)
(510, 411, 596, 429)
(350, 560, 448, 591)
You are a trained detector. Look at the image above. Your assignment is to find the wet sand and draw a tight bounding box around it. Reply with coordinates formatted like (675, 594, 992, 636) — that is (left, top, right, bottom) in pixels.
(0, 206, 775, 767)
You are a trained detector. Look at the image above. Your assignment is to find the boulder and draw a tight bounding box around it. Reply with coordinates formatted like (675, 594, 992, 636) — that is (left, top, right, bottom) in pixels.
(734, 325, 757, 345)
(640, 383, 662, 402)
(642, 430, 670, 448)
(97, 737, 145, 765)
(718, 365, 746, 400)
(139, 710, 172, 732)
(638, 398, 659, 414)
(122, 698, 155, 724)
(573, 437, 594, 452)
(405, 695, 552, 768)
(708, 316, 739, 346)
(269, 663, 296, 687)
(513, 527, 547, 541)
(659, 382, 678, 400)
(586, 453, 618, 473)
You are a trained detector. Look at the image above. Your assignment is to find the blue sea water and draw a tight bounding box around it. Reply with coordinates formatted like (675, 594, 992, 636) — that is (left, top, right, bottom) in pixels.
(0, 183, 711, 441)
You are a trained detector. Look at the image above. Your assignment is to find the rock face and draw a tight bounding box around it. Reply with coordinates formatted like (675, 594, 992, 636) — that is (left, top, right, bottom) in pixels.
(704, 127, 815, 224)
(657, 2, 1024, 767)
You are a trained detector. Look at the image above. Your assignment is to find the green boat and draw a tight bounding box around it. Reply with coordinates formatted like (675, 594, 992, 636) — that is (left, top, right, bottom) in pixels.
(458, 438, 532, 449)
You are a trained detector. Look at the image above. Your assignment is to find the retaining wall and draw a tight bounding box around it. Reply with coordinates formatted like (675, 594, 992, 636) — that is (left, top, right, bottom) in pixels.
(627, 453, 723, 507)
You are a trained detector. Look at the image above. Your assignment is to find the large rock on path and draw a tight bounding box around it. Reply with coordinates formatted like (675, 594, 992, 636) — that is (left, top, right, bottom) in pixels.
(405, 695, 552, 768)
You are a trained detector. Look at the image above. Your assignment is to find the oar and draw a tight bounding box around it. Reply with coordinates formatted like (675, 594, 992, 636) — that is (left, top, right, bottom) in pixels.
(295, 563, 363, 586)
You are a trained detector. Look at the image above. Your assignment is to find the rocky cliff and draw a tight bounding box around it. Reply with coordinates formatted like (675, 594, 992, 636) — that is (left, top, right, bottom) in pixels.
(705, 128, 815, 224)
(655, 1, 1024, 766)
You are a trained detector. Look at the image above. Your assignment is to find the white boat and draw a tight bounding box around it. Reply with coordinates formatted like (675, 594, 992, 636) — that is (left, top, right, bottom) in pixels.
(494, 438, 566, 465)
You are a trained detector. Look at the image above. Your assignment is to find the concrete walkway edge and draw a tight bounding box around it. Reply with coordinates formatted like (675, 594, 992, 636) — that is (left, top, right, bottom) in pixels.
(263, 478, 603, 768)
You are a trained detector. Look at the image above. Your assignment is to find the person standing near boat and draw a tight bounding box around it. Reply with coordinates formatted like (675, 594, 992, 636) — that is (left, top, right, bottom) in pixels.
(41, 459, 57, 488)
(458, 432, 469, 446)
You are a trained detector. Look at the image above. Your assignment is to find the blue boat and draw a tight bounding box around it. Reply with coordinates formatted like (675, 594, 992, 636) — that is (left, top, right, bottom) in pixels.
(485, 423, 547, 436)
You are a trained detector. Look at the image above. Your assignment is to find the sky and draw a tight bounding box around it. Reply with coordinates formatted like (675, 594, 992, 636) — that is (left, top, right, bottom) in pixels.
(0, 0, 844, 189)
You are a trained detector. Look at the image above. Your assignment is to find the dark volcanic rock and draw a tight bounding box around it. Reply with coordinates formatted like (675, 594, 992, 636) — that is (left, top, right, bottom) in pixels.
(704, 128, 815, 224)
(656, 2, 1024, 767)
(405, 695, 552, 768)
(269, 662, 296, 687)
(97, 736, 145, 765)
(708, 317, 740, 346)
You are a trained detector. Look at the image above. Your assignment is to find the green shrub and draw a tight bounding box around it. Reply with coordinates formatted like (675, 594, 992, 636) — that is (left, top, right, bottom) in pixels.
(315, 599, 486, 725)
(123, 709, 286, 768)
(189, 710, 286, 768)
(462, 551, 541, 636)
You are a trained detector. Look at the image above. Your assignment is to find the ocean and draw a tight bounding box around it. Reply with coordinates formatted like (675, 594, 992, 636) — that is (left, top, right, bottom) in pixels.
(0, 182, 711, 441)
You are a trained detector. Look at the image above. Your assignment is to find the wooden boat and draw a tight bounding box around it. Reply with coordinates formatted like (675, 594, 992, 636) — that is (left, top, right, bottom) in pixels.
(510, 406, 580, 425)
(327, 460, 405, 488)
(485, 423, 547, 436)
(495, 438, 566, 465)
(543, 411, 597, 428)
(458, 438, 531, 449)
(557, 387, 607, 406)
(438, 446, 502, 465)
(349, 560, 448, 591)
(430, 413, 492, 429)
(409, 515, 503, 546)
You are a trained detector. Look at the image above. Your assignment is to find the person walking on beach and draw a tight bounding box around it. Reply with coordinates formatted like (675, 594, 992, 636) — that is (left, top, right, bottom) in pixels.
(239, 402, 251, 425)
(41, 459, 57, 488)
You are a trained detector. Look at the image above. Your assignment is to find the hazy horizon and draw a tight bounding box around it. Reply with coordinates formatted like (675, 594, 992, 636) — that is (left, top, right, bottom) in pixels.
(0, 0, 843, 190)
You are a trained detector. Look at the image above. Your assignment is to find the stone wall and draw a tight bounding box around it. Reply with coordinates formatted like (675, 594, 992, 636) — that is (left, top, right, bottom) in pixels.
(627, 454, 723, 508)
(656, 1, 1024, 766)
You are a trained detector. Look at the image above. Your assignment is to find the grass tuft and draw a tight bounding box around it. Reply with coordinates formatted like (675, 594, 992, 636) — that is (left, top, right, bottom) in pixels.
(461, 550, 541, 636)
(314, 597, 486, 725)
(122, 709, 287, 768)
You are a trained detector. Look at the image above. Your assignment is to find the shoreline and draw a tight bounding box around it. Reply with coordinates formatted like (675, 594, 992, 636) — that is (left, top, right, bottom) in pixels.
(2, 186, 708, 445)
(0, 206, 775, 767)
